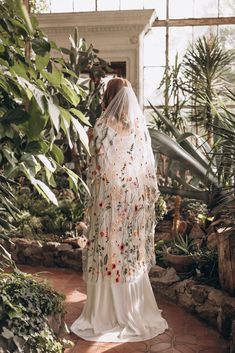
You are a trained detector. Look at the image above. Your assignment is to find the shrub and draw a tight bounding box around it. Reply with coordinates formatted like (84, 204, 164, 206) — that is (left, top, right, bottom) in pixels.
(0, 269, 71, 353)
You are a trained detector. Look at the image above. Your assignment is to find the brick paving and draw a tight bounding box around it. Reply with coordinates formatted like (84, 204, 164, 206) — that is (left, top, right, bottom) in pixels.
(20, 265, 229, 353)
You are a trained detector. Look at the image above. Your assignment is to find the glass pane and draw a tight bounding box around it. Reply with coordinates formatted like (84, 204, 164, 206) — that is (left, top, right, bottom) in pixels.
(219, 0, 235, 17)
(169, 0, 194, 19)
(74, 0, 96, 11)
(193, 26, 218, 42)
(144, 67, 165, 105)
(50, 0, 73, 12)
(219, 25, 235, 52)
(144, 0, 166, 19)
(169, 27, 193, 64)
(194, 0, 219, 18)
(97, 0, 120, 10)
(120, 0, 144, 10)
(144, 27, 166, 66)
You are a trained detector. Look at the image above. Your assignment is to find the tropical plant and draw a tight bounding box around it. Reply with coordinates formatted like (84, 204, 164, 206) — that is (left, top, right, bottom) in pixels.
(183, 35, 234, 144)
(209, 89, 235, 218)
(157, 54, 188, 133)
(149, 105, 217, 199)
(0, 0, 90, 206)
(149, 106, 235, 230)
(61, 28, 112, 127)
(150, 34, 235, 231)
(167, 233, 195, 256)
(60, 28, 112, 175)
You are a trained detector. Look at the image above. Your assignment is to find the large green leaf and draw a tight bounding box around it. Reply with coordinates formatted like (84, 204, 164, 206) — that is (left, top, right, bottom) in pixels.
(33, 179, 58, 206)
(41, 64, 61, 87)
(60, 108, 73, 148)
(150, 129, 218, 186)
(37, 154, 56, 173)
(32, 37, 51, 56)
(28, 97, 48, 140)
(70, 108, 91, 126)
(50, 144, 64, 164)
(149, 103, 212, 171)
(46, 97, 60, 133)
(60, 77, 80, 106)
(35, 53, 50, 71)
(71, 117, 89, 154)
(15, 0, 33, 34)
(24, 140, 49, 154)
(1, 109, 30, 124)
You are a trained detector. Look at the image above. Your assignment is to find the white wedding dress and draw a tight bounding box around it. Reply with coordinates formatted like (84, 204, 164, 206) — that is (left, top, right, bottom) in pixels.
(70, 86, 168, 342)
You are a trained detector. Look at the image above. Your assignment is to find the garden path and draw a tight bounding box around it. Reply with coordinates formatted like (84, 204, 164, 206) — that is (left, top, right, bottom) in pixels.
(20, 265, 229, 353)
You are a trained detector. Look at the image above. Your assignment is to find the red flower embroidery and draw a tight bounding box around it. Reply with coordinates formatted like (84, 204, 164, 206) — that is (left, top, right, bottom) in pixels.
(99, 202, 103, 207)
(112, 264, 116, 269)
(120, 244, 125, 251)
(107, 271, 111, 276)
(116, 278, 119, 283)
(100, 231, 105, 236)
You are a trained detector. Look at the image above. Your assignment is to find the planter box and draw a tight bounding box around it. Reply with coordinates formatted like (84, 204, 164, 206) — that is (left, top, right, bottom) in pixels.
(217, 228, 235, 296)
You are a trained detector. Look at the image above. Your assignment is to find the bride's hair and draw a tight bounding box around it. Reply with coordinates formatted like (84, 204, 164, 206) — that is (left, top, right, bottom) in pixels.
(102, 77, 130, 109)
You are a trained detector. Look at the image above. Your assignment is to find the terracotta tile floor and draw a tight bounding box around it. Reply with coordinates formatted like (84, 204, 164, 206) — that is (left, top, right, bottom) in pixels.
(19, 265, 229, 353)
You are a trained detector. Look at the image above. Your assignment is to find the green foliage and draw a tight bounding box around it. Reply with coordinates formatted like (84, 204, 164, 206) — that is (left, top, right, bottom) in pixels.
(0, 269, 69, 353)
(0, 175, 20, 234)
(168, 234, 195, 256)
(149, 104, 234, 220)
(183, 35, 234, 139)
(150, 35, 234, 221)
(10, 184, 85, 237)
(194, 247, 219, 288)
(0, 0, 90, 204)
(180, 200, 209, 223)
(155, 239, 170, 268)
(62, 27, 113, 127)
(155, 196, 167, 223)
(30, 0, 48, 13)
(157, 54, 188, 133)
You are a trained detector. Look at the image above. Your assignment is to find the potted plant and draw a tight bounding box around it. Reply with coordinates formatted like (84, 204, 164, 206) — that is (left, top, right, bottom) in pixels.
(165, 234, 196, 272)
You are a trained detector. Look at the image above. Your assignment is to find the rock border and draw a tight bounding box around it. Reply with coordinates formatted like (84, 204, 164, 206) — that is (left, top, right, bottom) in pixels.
(149, 266, 235, 352)
(0, 237, 83, 272)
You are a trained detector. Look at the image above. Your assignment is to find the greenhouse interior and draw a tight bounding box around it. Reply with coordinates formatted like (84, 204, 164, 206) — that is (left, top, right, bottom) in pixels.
(0, 0, 235, 352)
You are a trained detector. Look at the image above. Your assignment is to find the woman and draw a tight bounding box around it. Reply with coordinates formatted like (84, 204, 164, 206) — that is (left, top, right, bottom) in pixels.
(70, 78, 168, 342)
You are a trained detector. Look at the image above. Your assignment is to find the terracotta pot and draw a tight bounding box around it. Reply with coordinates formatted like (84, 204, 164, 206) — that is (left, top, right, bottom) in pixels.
(165, 247, 194, 272)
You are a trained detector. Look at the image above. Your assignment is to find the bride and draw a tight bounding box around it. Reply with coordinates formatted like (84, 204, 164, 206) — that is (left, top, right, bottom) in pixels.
(70, 77, 168, 342)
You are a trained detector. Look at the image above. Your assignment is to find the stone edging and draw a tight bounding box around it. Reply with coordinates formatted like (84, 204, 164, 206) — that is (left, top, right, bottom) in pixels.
(149, 266, 235, 350)
(0, 237, 83, 271)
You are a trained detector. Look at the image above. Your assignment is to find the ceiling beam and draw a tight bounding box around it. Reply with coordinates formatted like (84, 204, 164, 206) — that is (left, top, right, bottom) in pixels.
(153, 17, 235, 27)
